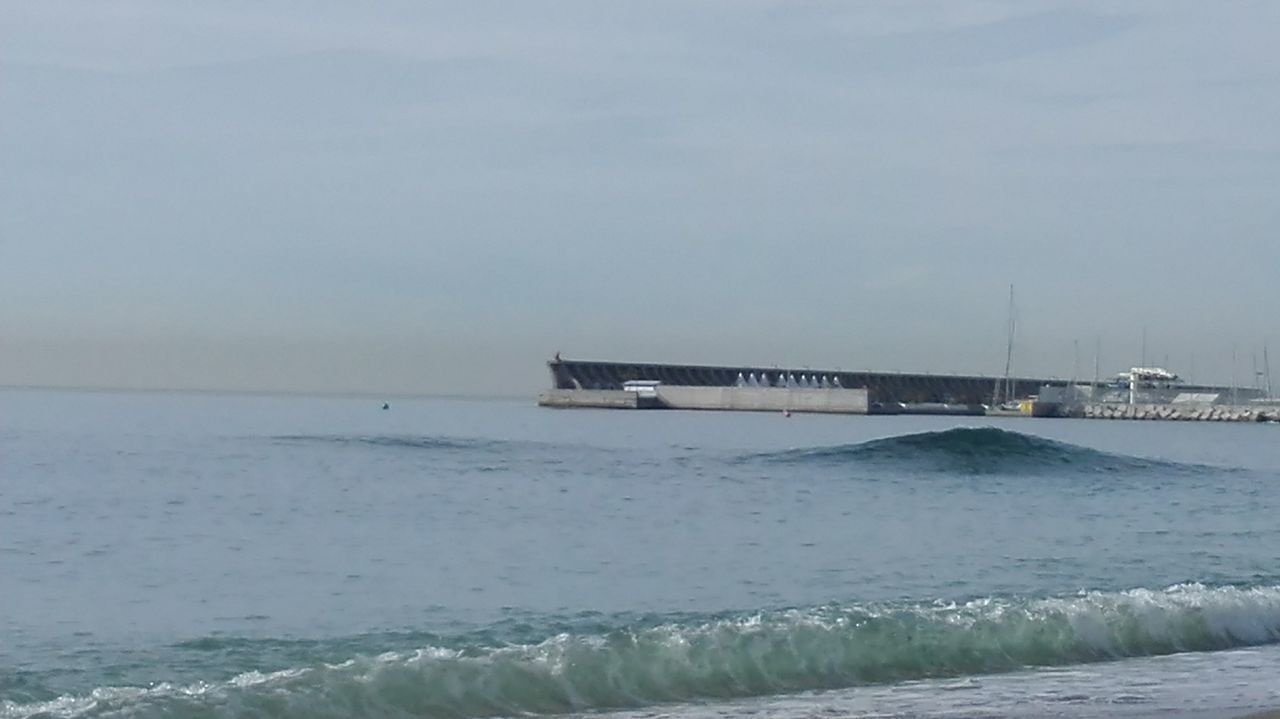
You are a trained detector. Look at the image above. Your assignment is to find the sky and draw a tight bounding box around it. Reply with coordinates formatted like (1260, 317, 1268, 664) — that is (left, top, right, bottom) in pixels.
(2, 1, 1279, 396)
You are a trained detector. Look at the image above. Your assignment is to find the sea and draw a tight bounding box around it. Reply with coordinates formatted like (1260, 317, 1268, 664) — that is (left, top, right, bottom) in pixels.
(3, 388, 1280, 719)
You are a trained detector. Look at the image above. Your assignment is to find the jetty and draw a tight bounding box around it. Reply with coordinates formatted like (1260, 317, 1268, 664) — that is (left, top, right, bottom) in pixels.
(543, 357, 1061, 410)
(539, 357, 1066, 415)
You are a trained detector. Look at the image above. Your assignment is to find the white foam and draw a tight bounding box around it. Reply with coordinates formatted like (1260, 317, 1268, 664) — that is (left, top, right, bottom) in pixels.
(6, 584, 1280, 719)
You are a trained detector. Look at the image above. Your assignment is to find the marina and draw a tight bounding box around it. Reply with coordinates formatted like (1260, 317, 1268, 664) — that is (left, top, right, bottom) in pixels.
(539, 284, 1279, 421)
(539, 357, 1279, 422)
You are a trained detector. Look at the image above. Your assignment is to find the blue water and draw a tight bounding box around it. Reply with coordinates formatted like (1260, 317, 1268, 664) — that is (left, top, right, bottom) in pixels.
(3, 389, 1280, 718)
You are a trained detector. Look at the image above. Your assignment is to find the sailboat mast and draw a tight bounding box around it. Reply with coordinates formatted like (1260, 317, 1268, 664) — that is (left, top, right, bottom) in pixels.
(1232, 343, 1239, 405)
(999, 284, 1015, 403)
(1092, 337, 1100, 396)
(1266, 343, 1273, 399)
(1072, 339, 1080, 386)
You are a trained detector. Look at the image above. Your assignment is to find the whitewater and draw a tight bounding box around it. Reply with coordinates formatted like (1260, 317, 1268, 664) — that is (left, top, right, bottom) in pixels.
(4, 390, 1280, 718)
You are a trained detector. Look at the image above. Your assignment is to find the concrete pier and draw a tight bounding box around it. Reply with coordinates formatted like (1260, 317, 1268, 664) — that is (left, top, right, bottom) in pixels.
(656, 386, 868, 414)
(538, 386, 869, 414)
(538, 389, 647, 409)
(548, 358, 1058, 405)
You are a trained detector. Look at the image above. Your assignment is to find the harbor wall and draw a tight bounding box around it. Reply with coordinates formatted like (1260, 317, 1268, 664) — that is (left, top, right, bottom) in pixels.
(549, 358, 1052, 404)
(538, 387, 869, 413)
(538, 389, 641, 409)
(655, 386, 869, 414)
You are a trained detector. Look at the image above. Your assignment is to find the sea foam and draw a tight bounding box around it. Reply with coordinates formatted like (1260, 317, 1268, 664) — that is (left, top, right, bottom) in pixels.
(7, 583, 1280, 719)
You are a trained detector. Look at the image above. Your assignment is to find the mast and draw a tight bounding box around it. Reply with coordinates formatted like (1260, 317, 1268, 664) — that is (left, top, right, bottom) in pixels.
(1232, 343, 1239, 405)
(996, 284, 1016, 404)
(1072, 339, 1080, 386)
(1091, 337, 1100, 397)
(1266, 342, 1273, 399)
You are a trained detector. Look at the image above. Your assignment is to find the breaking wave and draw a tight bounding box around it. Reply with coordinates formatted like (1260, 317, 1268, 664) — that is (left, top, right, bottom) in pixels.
(756, 427, 1202, 474)
(7, 583, 1280, 719)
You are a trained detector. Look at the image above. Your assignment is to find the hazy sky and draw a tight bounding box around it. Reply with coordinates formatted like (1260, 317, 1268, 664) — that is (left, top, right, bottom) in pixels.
(3, 1, 1279, 396)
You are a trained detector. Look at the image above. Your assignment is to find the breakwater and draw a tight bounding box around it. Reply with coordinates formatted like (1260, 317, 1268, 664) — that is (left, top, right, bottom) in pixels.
(537, 389, 650, 409)
(1071, 403, 1279, 422)
(549, 358, 1059, 405)
(539, 386, 870, 414)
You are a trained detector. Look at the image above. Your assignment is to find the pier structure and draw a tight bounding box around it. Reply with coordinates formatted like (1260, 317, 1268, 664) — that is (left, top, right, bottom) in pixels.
(541, 357, 1064, 414)
(547, 358, 1059, 406)
(540, 358, 1278, 421)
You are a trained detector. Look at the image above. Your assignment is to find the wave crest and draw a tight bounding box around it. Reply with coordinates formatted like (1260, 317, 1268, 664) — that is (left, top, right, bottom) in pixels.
(8, 584, 1280, 719)
(757, 427, 1193, 474)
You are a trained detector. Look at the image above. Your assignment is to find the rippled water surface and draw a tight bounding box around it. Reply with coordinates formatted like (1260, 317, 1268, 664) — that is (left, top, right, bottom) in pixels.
(3, 389, 1280, 718)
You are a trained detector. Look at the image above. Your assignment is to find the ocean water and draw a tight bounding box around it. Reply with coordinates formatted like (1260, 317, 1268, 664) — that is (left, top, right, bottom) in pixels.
(3, 389, 1280, 719)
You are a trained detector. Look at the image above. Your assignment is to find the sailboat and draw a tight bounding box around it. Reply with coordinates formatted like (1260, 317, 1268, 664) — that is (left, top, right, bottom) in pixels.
(992, 285, 1019, 410)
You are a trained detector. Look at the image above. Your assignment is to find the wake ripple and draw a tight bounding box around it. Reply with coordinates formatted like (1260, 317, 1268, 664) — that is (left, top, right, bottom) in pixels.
(271, 435, 505, 452)
(7, 583, 1280, 719)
